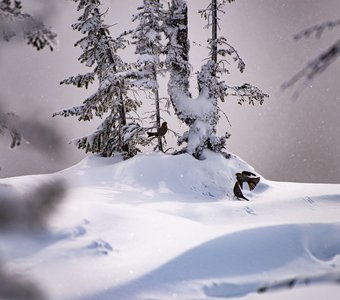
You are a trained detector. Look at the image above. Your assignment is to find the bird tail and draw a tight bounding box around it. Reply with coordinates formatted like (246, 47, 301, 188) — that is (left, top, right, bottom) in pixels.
(240, 195, 249, 201)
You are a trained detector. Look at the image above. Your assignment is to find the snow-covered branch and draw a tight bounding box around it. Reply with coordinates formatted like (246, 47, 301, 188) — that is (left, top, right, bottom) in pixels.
(55, 0, 143, 158)
(225, 83, 268, 105)
(165, 0, 229, 157)
(164, 0, 266, 157)
(60, 72, 96, 89)
(199, 0, 235, 30)
(131, 0, 167, 151)
(210, 36, 245, 73)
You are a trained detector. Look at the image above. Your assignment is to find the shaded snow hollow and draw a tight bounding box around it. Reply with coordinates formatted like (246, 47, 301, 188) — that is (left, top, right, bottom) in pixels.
(1, 150, 340, 300)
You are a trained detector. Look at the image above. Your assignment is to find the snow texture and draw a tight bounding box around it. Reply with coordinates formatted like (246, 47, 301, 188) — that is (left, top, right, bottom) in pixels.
(1, 150, 340, 300)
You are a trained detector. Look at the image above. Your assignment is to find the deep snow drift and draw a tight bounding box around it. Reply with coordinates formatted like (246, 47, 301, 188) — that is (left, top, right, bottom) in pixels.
(0, 150, 340, 300)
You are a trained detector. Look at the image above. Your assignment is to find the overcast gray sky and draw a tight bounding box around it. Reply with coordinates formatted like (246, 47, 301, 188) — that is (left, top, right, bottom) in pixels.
(0, 0, 339, 183)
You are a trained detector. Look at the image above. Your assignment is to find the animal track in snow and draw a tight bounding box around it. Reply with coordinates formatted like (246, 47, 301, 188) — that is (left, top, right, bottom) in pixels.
(85, 238, 117, 256)
(244, 206, 256, 216)
(59, 219, 90, 240)
(304, 196, 315, 204)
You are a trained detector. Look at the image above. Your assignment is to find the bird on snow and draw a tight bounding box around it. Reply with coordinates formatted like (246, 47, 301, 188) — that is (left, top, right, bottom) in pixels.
(233, 181, 249, 201)
(147, 122, 168, 138)
(236, 171, 260, 191)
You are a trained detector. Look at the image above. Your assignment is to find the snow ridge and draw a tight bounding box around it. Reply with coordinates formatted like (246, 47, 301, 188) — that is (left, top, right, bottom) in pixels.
(1, 151, 340, 300)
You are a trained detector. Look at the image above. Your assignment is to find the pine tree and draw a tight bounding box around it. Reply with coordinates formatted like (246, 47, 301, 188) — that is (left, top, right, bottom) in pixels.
(200, 0, 268, 105)
(132, 0, 167, 151)
(165, 0, 268, 158)
(54, 0, 143, 158)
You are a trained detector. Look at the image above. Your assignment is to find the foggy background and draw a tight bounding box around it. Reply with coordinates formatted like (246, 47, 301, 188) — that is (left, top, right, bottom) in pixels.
(0, 0, 339, 183)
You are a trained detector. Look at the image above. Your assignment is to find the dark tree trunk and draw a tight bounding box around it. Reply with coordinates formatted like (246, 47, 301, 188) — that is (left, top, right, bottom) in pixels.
(167, 0, 192, 125)
(154, 86, 163, 151)
(211, 0, 218, 65)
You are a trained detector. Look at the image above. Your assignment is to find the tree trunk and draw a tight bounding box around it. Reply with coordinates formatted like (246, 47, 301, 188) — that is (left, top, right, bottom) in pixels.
(166, 0, 226, 157)
(154, 89, 163, 152)
(167, 0, 191, 124)
(118, 85, 128, 153)
(211, 0, 218, 65)
(106, 47, 128, 154)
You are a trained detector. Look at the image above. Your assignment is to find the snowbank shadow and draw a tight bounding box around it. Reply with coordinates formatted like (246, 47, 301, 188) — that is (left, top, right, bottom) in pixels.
(82, 223, 340, 300)
(203, 282, 258, 298)
(312, 194, 340, 202)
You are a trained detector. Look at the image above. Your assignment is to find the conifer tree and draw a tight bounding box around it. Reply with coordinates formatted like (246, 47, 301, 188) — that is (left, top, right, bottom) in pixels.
(132, 0, 166, 151)
(54, 0, 142, 158)
(165, 0, 268, 158)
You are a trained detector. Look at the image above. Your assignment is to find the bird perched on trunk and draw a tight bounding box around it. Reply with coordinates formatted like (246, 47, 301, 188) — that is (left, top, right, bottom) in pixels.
(147, 122, 168, 138)
(236, 171, 260, 191)
(233, 181, 249, 201)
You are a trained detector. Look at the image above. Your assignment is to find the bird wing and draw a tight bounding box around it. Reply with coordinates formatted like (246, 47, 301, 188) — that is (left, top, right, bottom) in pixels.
(147, 132, 157, 137)
(242, 171, 256, 177)
(247, 177, 260, 191)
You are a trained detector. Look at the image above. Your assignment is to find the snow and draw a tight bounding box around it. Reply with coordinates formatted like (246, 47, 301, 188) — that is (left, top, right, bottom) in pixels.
(1, 150, 340, 300)
(171, 87, 215, 120)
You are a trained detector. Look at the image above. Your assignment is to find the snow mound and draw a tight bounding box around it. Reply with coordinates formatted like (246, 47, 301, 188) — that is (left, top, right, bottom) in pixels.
(1, 151, 340, 300)
(61, 150, 262, 202)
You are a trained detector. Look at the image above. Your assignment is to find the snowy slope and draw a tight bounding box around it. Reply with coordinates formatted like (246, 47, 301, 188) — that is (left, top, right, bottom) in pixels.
(1, 151, 340, 300)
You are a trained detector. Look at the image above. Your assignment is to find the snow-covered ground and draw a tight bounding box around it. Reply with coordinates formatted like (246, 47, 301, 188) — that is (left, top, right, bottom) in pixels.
(1, 151, 340, 300)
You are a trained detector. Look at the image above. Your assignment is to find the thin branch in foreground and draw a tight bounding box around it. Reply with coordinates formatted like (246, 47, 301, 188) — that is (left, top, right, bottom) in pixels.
(257, 271, 340, 294)
(0, 264, 46, 300)
(294, 19, 340, 40)
(281, 40, 340, 99)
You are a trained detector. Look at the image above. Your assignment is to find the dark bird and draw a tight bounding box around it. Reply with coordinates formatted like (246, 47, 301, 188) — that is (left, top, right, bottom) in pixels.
(233, 182, 249, 201)
(147, 122, 168, 138)
(236, 171, 260, 191)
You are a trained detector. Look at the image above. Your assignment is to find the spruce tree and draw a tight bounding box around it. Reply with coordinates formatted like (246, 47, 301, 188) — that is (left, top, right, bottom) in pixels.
(132, 0, 166, 151)
(165, 0, 268, 158)
(54, 0, 142, 158)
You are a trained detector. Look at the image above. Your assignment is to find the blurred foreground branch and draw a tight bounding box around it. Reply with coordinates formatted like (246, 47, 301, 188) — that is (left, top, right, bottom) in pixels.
(282, 18, 340, 99)
(0, 266, 46, 300)
(257, 271, 340, 294)
(0, 178, 66, 299)
(0, 0, 57, 51)
(0, 110, 22, 149)
(0, 178, 66, 230)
